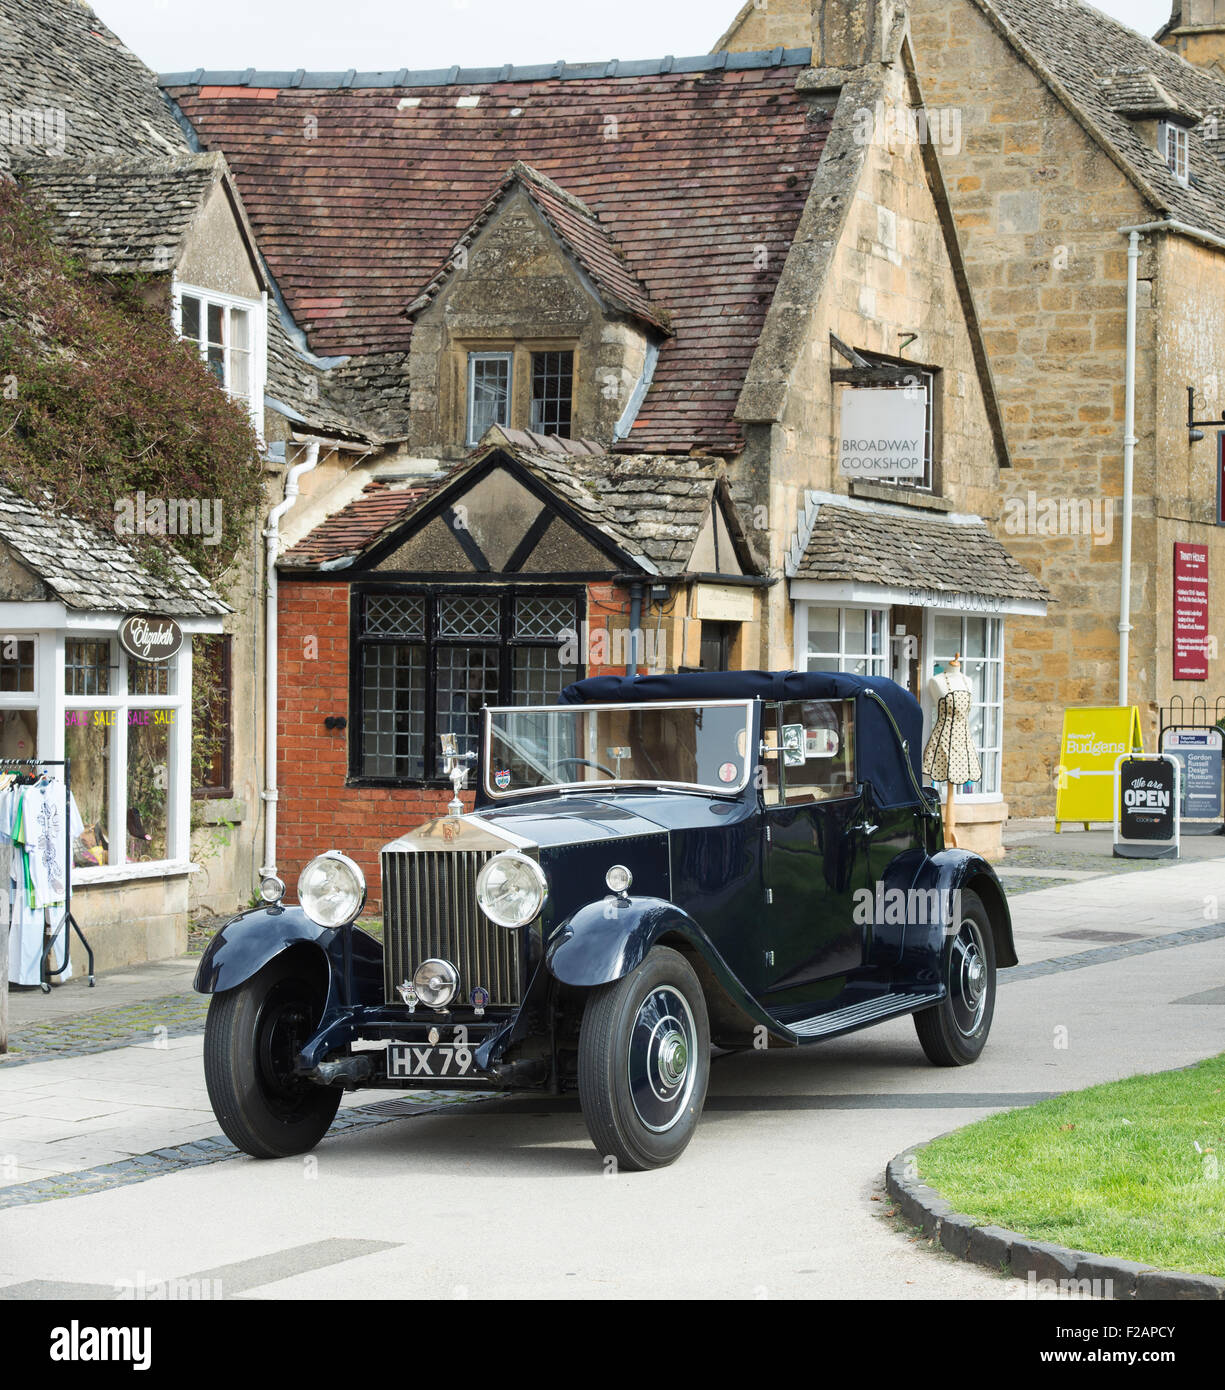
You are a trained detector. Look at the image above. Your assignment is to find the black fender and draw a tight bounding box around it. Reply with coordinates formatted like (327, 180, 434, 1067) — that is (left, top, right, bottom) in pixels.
(193, 905, 334, 995)
(899, 851, 1018, 982)
(546, 895, 797, 1047)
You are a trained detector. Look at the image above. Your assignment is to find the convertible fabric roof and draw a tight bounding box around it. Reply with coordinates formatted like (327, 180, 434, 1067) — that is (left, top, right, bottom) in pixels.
(559, 670, 925, 809)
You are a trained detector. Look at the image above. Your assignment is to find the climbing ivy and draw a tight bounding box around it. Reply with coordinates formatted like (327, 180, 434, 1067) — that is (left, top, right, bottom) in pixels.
(0, 180, 263, 580)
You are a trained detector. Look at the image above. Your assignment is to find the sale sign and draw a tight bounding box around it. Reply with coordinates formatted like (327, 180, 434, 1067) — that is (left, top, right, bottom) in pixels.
(1173, 542, 1209, 681)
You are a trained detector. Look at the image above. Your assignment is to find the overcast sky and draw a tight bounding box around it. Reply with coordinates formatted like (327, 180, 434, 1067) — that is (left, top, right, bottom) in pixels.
(90, 0, 1176, 74)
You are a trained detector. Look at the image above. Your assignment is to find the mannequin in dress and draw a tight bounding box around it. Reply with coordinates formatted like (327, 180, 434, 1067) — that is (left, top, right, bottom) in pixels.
(922, 653, 982, 848)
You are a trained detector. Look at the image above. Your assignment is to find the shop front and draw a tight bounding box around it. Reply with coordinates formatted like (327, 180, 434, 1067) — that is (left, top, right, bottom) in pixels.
(787, 496, 1050, 858)
(0, 487, 228, 976)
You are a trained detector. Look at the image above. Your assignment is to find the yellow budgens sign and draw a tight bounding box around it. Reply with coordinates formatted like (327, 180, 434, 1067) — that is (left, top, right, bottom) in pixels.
(1054, 706, 1144, 830)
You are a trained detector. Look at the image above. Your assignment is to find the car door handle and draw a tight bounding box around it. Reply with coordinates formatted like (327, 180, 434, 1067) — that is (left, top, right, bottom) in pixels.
(853, 820, 879, 836)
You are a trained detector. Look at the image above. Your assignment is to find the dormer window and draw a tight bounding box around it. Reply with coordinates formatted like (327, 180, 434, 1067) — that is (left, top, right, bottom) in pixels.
(466, 346, 575, 446)
(1160, 121, 1190, 184)
(173, 284, 265, 435)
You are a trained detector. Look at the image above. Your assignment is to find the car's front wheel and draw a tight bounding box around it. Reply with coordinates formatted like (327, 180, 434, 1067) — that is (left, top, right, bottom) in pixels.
(914, 888, 997, 1066)
(577, 945, 710, 1171)
(203, 954, 341, 1158)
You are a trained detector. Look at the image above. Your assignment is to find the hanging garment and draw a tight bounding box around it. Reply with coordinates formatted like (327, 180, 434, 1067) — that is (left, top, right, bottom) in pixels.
(7, 781, 79, 986)
(923, 686, 982, 784)
(0, 781, 14, 933)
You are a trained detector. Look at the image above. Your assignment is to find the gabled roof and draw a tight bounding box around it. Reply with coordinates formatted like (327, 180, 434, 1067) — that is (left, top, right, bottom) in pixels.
(279, 427, 762, 579)
(972, 0, 1225, 241)
(0, 483, 229, 618)
(0, 0, 190, 169)
(788, 493, 1050, 605)
(407, 163, 669, 334)
(17, 152, 261, 278)
(1096, 68, 1201, 121)
(161, 49, 830, 454)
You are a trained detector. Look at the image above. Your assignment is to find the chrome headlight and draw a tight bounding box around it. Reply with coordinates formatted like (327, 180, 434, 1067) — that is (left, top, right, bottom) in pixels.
(297, 851, 366, 928)
(476, 851, 547, 928)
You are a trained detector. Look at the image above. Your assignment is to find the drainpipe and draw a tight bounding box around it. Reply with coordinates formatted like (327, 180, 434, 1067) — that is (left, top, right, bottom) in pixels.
(627, 583, 643, 677)
(1118, 229, 1141, 707)
(259, 441, 320, 881)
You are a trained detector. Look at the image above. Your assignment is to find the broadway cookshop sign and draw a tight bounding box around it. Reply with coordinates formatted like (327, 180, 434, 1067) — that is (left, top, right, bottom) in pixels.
(838, 388, 927, 479)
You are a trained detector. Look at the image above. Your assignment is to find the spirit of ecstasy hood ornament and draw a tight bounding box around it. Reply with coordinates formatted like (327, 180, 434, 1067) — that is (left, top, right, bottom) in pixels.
(440, 732, 475, 817)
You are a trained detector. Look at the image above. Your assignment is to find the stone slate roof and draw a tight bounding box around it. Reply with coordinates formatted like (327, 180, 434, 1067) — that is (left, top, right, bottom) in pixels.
(976, 0, 1225, 240)
(406, 163, 668, 334)
(279, 429, 758, 577)
(0, 484, 230, 617)
(161, 49, 829, 454)
(789, 496, 1050, 604)
(1095, 68, 1199, 120)
(0, 0, 190, 170)
(19, 153, 226, 275)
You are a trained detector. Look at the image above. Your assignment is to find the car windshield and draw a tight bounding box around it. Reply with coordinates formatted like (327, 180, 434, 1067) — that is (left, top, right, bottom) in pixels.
(484, 700, 755, 797)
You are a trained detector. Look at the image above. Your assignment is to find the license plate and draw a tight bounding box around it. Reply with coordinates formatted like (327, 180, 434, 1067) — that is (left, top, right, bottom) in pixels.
(386, 1044, 476, 1080)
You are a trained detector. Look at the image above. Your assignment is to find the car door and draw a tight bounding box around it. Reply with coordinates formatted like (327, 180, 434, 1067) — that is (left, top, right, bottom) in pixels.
(758, 698, 873, 1008)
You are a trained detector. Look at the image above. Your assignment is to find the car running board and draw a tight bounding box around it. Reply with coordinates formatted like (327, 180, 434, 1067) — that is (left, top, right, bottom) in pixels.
(778, 990, 939, 1041)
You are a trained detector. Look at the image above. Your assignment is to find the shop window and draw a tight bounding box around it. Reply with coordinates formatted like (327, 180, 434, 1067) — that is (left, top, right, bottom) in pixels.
(63, 636, 186, 867)
(192, 636, 232, 797)
(530, 351, 574, 437)
(0, 638, 35, 693)
(930, 614, 1003, 796)
(354, 589, 581, 782)
(467, 352, 513, 445)
(802, 606, 887, 677)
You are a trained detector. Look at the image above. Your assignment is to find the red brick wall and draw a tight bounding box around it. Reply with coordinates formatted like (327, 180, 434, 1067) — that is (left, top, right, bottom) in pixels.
(276, 579, 633, 909)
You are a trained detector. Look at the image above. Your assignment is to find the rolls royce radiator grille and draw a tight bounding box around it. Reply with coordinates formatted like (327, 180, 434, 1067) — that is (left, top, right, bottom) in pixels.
(381, 849, 522, 1008)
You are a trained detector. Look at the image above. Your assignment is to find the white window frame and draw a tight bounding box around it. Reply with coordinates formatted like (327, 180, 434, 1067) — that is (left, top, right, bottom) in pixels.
(61, 634, 193, 872)
(467, 351, 514, 446)
(923, 611, 1005, 802)
(1159, 122, 1190, 187)
(794, 602, 889, 678)
(172, 281, 266, 437)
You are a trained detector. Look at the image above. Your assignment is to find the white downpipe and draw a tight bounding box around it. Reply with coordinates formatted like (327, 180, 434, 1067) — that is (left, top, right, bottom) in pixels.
(260, 441, 320, 880)
(1118, 230, 1140, 708)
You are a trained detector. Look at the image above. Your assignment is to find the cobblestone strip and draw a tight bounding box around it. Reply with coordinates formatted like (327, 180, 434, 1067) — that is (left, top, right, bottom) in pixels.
(1003, 922, 1225, 984)
(0, 1093, 487, 1210)
(0, 992, 208, 1067)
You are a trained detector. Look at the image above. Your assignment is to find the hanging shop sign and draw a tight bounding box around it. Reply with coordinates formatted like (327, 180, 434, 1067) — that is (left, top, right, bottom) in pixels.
(1159, 725, 1224, 833)
(1173, 542, 1209, 681)
(837, 388, 927, 479)
(118, 614, 184, 664)
(1114, 753, 1180, 860)
(1054, 705, 1144, 830)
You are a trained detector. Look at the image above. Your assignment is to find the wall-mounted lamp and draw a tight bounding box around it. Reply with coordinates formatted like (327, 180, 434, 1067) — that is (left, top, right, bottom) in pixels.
(1187, 385, 1225, 443)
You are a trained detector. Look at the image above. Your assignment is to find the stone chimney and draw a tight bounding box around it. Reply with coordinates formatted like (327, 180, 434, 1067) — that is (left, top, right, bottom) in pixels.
(1156, 1, 1225, 77)
(813, 0, 901, 68)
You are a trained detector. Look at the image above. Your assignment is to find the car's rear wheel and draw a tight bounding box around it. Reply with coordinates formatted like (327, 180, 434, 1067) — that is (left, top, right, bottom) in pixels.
(914, 888, 997, 1066)
(578, 945, 710, 1172)
(203, 954, 341, 1158)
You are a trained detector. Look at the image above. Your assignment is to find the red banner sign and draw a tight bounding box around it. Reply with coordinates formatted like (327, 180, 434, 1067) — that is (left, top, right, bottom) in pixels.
(1173, 542, 1209, 681)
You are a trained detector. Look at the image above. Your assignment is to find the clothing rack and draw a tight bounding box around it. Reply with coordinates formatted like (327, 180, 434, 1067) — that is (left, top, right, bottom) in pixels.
(1, 757, 95, 993)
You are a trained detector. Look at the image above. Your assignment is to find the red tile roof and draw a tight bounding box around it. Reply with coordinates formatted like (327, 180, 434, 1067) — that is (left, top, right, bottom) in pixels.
(164, 58, 831, 454)
(280, 479, 438, 566)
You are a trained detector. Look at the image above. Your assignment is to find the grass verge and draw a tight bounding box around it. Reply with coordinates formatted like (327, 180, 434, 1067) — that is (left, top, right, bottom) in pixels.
(919, 1053, 1225, 1276)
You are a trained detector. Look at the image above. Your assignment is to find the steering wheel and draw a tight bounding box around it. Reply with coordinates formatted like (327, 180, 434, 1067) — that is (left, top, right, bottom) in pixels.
(554, 756, 618, 780)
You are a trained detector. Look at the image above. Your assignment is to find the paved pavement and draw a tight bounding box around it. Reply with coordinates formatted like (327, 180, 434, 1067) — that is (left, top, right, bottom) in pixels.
(1, 852, 1222, 1299)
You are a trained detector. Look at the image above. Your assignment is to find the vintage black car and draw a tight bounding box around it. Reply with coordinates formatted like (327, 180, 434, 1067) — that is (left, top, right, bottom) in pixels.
(197, 670, 1017, 1171)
